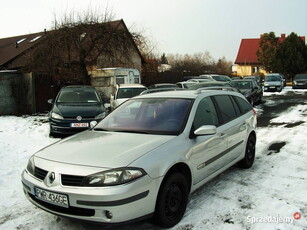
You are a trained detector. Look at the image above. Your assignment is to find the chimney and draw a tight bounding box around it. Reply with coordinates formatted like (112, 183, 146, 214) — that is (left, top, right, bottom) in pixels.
(281, 34, 286, 39)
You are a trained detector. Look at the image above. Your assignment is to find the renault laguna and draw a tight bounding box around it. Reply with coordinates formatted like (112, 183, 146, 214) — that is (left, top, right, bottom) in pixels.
(22, 90, 257, 227)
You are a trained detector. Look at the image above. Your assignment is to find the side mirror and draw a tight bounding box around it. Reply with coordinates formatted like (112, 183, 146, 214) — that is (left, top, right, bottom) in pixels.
(48, 99, 54, 104)
(194, 125, 217, 136)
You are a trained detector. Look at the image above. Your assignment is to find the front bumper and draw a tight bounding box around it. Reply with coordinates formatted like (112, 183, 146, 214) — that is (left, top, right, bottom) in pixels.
(21, 168, 162, 223)
(49, 118, 101, 135)
(264, 85, 282, 92)
(292, 83, 307, 89)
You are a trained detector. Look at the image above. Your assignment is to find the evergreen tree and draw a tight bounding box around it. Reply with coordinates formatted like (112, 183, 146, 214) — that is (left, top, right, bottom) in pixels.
(256, 32, 279, 72)
(273, 33, 307, 78)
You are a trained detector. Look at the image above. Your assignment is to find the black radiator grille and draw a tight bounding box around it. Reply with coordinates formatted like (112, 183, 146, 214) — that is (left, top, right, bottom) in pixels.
(34, 167, 48, 180)
(61, 174, 85, 186)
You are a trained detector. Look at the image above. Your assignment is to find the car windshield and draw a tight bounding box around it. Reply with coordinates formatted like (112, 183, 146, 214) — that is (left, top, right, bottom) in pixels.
(117, 88, 146, 99)
(266, 75, 281, 81)
(57, 88, 100, 103)
(294, 75, 307, 80)
(95, 98, 192, 135)
(230, 81, 252, 89)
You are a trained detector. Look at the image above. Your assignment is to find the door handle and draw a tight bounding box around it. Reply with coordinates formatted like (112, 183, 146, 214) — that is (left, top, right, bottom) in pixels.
(240, 123, 247, 130)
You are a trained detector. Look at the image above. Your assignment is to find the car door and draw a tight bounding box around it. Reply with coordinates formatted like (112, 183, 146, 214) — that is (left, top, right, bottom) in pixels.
(188, 96, 229, 185)
(213, 95, 246, 163)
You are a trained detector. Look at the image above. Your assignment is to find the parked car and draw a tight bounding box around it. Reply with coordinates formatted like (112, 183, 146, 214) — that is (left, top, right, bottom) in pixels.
(110, 84, 147, 110)
(292, 74, 307, 89)
(263, 73, 284, 92)
(230, 79, 263, 105)
(211, 75, 232, 82)
(198, 74, 219, 81)
(195, 86, 241, 93)
(22, 90, 257, 228)
(176, 81, 197, 88)
(244, 75, 262, 85)
(48, 85, 106, 136)
(148, 83, 179, 89)
(187, 78, 211, 83)
(187, 81, 231, 90)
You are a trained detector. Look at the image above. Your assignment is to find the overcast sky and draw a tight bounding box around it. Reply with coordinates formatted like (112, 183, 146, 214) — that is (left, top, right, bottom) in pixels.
(1, 0, 306, 61)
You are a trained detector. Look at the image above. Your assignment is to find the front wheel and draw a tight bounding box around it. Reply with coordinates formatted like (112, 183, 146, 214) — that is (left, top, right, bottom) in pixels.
(238, 135, 256, 169)
(154, 173, 189, 228)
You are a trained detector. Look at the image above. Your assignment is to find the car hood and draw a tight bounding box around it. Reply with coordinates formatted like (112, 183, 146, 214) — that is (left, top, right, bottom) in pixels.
(35, 131, 175, 168)
(54, 103, 103, 117)
(116, 98, 129, 106)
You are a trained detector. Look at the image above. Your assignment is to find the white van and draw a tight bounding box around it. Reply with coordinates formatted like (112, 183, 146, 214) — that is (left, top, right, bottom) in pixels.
(90, 68, 141, 102)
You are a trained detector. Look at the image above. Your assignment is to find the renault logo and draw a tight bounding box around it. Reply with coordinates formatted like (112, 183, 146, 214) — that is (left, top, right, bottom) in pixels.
(49, 172, 55, 184)
(76, 116, 82, 121)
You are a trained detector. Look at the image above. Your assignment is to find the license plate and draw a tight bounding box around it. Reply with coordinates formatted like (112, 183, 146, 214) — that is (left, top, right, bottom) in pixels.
(269, 86, 275, 89)
(70, 123, 89, 128)
(34, 187, 69, 208)
(298, 83, 304, 85)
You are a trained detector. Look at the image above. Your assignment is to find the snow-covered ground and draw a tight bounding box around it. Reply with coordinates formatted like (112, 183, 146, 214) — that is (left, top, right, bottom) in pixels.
(0, 88, 306, 230)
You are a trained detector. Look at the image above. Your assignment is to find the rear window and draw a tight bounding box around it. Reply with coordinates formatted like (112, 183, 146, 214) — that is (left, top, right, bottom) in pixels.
(213, 95, 238, 124)
(233, 96, 253, 114)
(117, 88, 146, 99)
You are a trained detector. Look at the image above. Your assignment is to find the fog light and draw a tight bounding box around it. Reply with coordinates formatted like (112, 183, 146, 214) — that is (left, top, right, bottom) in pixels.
(105, 210, 113, 219)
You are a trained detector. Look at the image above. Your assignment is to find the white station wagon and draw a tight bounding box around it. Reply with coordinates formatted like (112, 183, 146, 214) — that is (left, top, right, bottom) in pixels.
(22, 89, 257, 227)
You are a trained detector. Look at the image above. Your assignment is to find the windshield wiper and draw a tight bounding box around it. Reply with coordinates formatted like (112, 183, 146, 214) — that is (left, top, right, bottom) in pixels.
(93, 128, 110, 132)
(93, 128, 149, 134)
(111, 130, 151, 134)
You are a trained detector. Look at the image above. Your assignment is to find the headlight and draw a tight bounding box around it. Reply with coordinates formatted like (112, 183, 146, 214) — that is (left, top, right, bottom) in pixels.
(293, 81, 297, 85)
(26, 156, 35, 175)
(82, 167, 146, 186)
(51, 112, 63, 120)
(95, 112, 106, 119)
(264, 82, 268, 86)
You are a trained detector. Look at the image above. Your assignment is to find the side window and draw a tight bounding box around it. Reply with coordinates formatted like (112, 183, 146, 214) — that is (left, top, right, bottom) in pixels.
(213, 95, 238, 123)
(193, 97, 219, 130)
(233, 96, 253, 115)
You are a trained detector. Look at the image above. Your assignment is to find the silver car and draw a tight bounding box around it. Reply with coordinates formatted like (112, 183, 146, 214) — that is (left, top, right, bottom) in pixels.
(21, 90, 257, 227)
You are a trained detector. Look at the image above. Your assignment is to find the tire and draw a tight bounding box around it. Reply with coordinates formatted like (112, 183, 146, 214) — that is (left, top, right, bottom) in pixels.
(154, 173, 189, 228)
(238, 135, 256, 169)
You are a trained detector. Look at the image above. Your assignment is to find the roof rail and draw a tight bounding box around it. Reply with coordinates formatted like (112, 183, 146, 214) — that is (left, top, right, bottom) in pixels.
(195, 86, 238, 94)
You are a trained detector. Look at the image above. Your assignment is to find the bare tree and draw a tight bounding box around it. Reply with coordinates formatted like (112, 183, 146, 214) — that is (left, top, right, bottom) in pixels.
(167, 52, 216, 76)
(26, 8, 140, 84)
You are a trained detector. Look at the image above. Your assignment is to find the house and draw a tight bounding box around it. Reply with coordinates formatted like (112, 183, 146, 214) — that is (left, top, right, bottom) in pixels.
(0, 19, 144, 115)
(234, 33, 305, 77)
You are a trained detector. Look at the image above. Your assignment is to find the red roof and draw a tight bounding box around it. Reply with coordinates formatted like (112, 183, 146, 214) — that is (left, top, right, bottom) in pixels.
(235, 34, 306, 65)
(235, 38, 260, 65)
